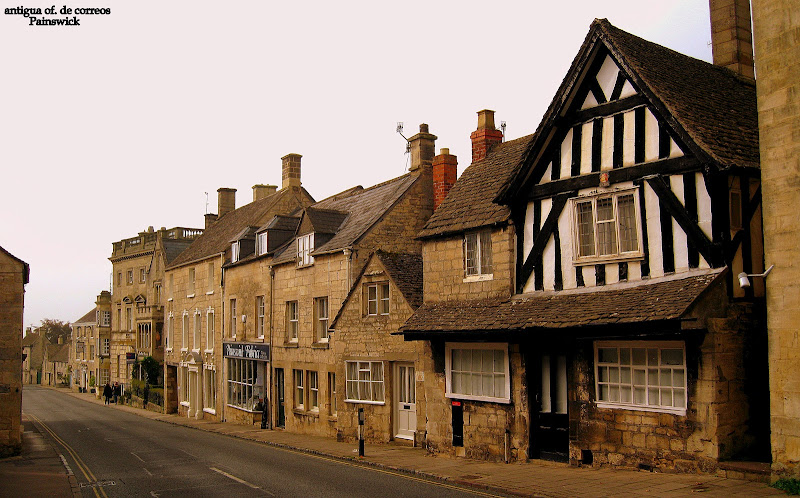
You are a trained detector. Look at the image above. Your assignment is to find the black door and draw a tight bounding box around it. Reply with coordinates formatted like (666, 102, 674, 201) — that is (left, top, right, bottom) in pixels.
(531, 352, 569, 462)
(275, 368, 285, 428)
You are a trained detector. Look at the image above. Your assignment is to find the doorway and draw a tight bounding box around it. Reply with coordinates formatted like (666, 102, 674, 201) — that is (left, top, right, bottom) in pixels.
(531, 351, 569, 461)
(275, 368, 285, 428)
(394, 363, 416, 440)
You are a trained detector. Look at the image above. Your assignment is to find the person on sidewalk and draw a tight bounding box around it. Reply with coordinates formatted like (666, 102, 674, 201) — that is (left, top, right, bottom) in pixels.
(102, 382, 112, 405)
(113, 382, 121, 404)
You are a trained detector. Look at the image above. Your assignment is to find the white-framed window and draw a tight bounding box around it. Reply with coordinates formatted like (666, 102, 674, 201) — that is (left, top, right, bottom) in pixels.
(297, 233, 314, 266)
(203, 365, 216, 413)
(465, 230, 493, 277)
(207, 262, 215, 293)
(206, 308, 215, 351)
(286, 301, 299, 342)
(345, 361, 385, 403)
(329, 372, 337, 415)
(166, 312, 173, 351)
(100, 368, 110, 386)
(445, 342, 510, 404)
(179, 364, 189, 404)
(181, 311, 189, 351)
(139, 267, 146, 283)
(127, 270, 133, 284)
(256, 296, 265, 339)
(97, 310, 111, 327)
(126, 307, 133, 331)
(367, 282, 390, 316)
(314, 296, 329, 343)
(294, 369, 304, 410)
(227, 358, 263, 411)
(257, 231, 268, 256)
(188, 268, 196, 296)
(308, 371, 319, 412)
(193, 310, 201, 351)
(595, 341, 687, 414)
(573, 189, 642, 263)
(231, 242, 240, 263)
(101, 338, 110, 355)
(229, 299, 237, 338)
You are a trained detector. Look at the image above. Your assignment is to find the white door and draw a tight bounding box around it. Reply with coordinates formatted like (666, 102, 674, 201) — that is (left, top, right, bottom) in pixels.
(188, 369, 199, 418)
(394, 363, 416, 440)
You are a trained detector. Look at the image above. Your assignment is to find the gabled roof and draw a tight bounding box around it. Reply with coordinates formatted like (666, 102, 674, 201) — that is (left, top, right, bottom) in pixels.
(258, 215, 301, 233)
(46, 343, 70, 363)
(168, 186, 314, 269)
(304, 207, 348, 235)
(0, 245, 29, 284)
(21, 331, 40, 347)
(399, 269, 723, 337)
(417, 135, 531, 239)
(498, 19, 758, 202)
(273, 174, 419, 263)
(75, 308, 97, 325)
(329, 250, 423, 330)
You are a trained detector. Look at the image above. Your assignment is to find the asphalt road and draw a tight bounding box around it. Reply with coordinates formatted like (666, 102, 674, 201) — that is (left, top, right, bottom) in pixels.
(23, 386, 496, 498)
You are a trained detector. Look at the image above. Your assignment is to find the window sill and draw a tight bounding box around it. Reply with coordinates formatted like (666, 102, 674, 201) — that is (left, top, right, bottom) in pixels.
(311, 342, 329, 349)
(167, 298, 173, 302)
(204, 349, 214, 354)
(206, 291, 214, 295)
(203, 408, 216, 415)
(180, 401, 190, 407)
(283, 342, 299, 348)
(463, 274, 494, 283)
(181, 348, 188, 352)
(227, 404, 261, 414)
(595, 401, 686, 416)
(573, 253, 644, 266)
(446, 393, 510, 404)
(345, 399, 385, 406)
(293, 408, 319, 418)
(187, 294, 195, 299)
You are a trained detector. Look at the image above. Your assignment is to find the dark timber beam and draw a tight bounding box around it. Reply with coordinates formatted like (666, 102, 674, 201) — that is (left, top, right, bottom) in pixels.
(517, 192, 574, 293)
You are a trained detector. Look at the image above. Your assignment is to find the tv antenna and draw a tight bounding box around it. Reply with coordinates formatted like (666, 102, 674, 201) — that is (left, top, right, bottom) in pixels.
(396, 122, 411, 170)
(204, 192, 209, 214)
(501, 121, 507, 142)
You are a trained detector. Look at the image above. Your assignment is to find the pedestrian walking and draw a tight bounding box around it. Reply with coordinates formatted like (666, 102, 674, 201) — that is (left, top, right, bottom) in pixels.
(102, 382, 112, 405)
(113, 382, 121, 404)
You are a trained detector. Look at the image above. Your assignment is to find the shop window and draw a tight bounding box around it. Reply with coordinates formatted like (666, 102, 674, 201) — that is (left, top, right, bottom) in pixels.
(445, 342, 510, 403)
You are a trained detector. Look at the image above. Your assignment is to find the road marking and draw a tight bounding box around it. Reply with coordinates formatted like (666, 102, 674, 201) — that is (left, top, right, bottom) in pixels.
(143, 467, 153, 476)
(210, 466, 275, 495)
(131, 451, 146, 463)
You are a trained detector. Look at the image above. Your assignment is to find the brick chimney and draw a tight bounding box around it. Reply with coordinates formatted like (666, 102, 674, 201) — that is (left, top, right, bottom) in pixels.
(408, 124, 437, 171)
(471, 109, 503, 163)
(433, 148, 457, 210)
(282, 154, 302, 189)
(217, 188, 236, 218)
(204, 213, 218, 229)
(253, 184, 278, 201)
(709, 0, 755, 79)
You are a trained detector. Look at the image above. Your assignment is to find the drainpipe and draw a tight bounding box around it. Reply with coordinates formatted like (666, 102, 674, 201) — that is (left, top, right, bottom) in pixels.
(220, 253, 226, 422)
(343, 248, 353, 290)
(268, 265, 275, 430)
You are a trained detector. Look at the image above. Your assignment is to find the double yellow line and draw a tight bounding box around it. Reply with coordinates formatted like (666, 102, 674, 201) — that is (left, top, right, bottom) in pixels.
(28, 413, 109, 498)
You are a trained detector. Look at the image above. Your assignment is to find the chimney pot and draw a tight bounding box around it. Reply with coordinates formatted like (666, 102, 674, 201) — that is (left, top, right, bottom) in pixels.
(471, 109, 504, 163)
(408, 123, 437, 171)
(217, 188, 237, 218)
(281, 154, 302, 189)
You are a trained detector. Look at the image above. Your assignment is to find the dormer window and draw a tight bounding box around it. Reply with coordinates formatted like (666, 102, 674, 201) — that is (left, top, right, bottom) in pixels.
(257, 232, 269, 256)
(297, 233, 315, 266)
(231, 242, 240, 263)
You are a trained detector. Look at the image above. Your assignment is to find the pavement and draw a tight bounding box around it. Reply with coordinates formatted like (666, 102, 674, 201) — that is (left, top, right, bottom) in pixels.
(4, 386, 788, 497)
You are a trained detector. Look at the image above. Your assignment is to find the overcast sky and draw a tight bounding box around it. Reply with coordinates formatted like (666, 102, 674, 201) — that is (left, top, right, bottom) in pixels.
(1, 1, 713, 329)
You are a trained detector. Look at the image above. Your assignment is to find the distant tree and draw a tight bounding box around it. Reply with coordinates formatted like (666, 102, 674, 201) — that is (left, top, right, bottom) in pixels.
(39, 318, 72, 344)
(140, 356, 161, 385)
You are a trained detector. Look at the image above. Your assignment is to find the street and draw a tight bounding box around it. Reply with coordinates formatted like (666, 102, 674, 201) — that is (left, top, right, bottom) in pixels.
(22, 386, 497, 497)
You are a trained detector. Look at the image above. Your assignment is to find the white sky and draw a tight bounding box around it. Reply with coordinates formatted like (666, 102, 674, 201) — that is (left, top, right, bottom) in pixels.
(1, 1, 712, 329)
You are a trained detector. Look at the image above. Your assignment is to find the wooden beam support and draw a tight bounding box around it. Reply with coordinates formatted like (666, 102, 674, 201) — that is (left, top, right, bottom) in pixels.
(517, 193, 574, 293)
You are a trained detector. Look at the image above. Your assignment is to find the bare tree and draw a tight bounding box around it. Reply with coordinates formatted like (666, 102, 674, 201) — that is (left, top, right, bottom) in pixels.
(39, 318, 72, 344)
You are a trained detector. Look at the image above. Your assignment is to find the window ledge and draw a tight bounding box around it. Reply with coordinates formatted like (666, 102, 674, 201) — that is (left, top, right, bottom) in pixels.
(187, 294, 195, 299)
(573, 253, 644, 266)
(463, 274, 494, 283)
(595, 402, 686, 416)
(344, 399, 385, 406)
(293, 408, 319, 418)
(227, 404, 261, 414)
(311, 342, 329, 349)
(180, 401, 190, 407)
(202, 408, 216, 415)
(296, 263, 314, 269)
(167, 298, 173, 302)
(206, 291, 214, 295)
(204, 349, 214, 354)
(283, 342, 299, 348)
(446, 393, 510, 404)
(292, 408, 306, 415)
(180, 348, 188, 352)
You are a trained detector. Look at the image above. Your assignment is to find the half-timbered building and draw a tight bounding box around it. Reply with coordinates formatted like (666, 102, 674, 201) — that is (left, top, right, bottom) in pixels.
(401, 19, 767, 472)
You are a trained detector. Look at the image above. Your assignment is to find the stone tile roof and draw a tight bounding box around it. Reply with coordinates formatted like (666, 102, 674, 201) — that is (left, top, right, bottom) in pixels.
(399, 270, 723, 335)
(46, 343, 70, 363)
(168, 186, 313, 269)
(305, 207, 348, 235)
(74, 308, 97, 325)
(163, 239, 195, 266)
(261, 215, 301, 232)
(417, 135, 531, 239)
(21, 331, 40, 347)
(273, 174, 419, 263)
(0, 244, 29, 284)
(376, 250, 423, 310)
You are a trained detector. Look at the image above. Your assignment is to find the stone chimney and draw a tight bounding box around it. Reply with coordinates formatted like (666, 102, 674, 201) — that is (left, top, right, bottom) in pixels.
(253, 184, 278, 202)
(433, 148, 457, 210)
(282, 154, 302, 189)
(408, 124, 437, 171)
(709, 0, 755, 79)
(217, 188, 236, 218)
(471, 109, 504, 163)
(204, 213, 218, 229)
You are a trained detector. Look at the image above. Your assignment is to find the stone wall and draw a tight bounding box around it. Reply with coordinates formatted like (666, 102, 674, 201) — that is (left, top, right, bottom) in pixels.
(0, 250, 25, 457)
(752, 0, 800, 478)
(422, 226, 514, 303)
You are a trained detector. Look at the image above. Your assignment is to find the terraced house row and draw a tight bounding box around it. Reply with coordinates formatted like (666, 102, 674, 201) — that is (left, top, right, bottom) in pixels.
(70, 1, 800, 480)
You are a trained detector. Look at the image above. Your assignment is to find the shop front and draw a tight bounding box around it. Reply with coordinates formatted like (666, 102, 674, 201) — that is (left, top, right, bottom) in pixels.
(223, 342, 270, 426)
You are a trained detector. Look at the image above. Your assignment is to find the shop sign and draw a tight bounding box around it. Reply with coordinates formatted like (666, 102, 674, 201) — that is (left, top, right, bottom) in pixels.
(126, 352, 136, 364)
(223, 342, 270, 361)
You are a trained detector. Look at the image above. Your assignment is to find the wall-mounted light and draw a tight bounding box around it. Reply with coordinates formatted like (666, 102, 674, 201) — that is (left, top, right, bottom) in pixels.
(737, 264, 774, 288)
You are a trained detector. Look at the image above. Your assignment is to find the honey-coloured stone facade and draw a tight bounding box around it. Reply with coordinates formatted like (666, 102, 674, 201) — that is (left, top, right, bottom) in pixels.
(0, 247, 26, 457)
